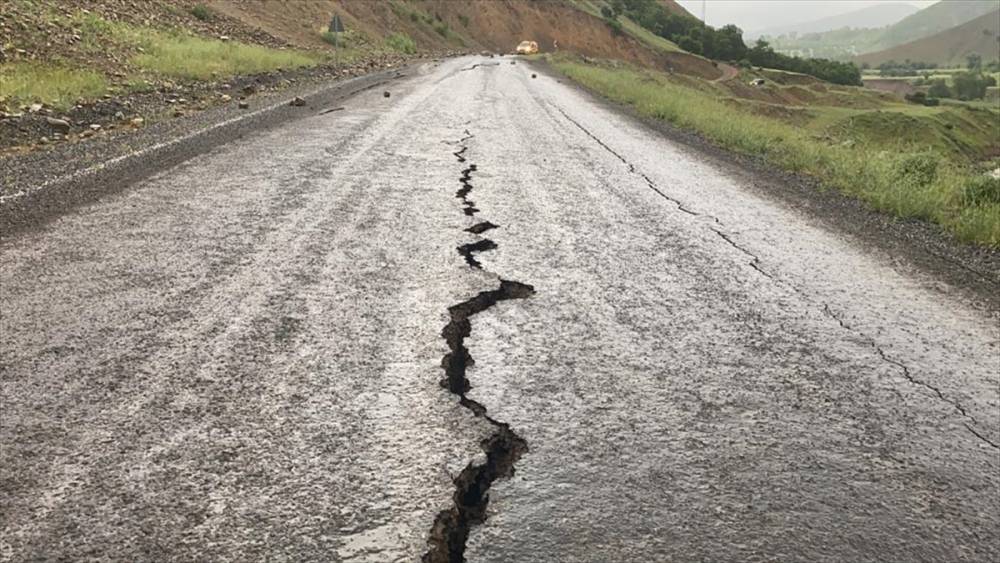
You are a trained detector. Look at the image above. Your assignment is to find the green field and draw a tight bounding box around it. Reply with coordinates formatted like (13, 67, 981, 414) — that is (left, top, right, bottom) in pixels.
(551, 55, 1000, 246)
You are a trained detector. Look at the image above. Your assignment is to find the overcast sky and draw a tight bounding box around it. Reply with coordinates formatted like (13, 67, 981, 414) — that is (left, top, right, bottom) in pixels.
(674, 0, 939, 33)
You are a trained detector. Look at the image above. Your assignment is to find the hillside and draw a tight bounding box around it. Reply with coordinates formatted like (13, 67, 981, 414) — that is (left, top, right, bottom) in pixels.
(758, 3, 918, 38)
(207, 0, 716, 76)
(857, 9, 1000, 66)
(879, 0, 999, 49)
(766, 0, 999, 60)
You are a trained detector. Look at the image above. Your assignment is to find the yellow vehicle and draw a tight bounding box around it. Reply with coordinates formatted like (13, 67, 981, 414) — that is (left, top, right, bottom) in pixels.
(516, 40, 539, 55)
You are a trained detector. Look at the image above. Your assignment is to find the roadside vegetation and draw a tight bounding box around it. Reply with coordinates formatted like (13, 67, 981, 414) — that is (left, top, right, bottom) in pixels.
(0, 63, 107, 109)
(0, 8, 326, 109)
(551, 56, 1000, 246)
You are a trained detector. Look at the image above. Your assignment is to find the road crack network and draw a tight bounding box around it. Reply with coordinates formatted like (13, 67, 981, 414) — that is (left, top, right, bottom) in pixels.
(424, 130, 536, 563)
(822, 304, 998, 450)
(558, 104, 997, 451)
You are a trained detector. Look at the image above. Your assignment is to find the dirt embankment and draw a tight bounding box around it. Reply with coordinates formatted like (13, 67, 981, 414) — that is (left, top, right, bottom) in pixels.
(209, 0, 720, 78)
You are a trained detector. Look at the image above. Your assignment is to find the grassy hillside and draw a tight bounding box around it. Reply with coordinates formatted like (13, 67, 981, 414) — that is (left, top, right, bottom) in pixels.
(766, 0, 999, 60)
(857, 10, 1000, 66)
(550, 54, 1000, 246)
(880, 0, 998, 49)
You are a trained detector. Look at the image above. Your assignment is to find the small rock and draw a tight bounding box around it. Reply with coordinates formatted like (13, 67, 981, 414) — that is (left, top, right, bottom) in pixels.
(289, 96, 306, 107)
(242, 85, 255, 96)
(221, 83, 232, 90)
(220, 94, 232, 102)
(531, 73, 537, 78)
(510, 61, 516, 65)
(89, 123, 101, 131)
(238, 100, 249, 109)
(219, 35, 230, 41)
(28, 103, 42, 113)
(130, 117, 144, 127)
(39, 136, 49, 144)
(45, 117, 71, 133)
(114, 111, 125, 120)
(173, 110, 184, 118)
(383, 91, 391, 98)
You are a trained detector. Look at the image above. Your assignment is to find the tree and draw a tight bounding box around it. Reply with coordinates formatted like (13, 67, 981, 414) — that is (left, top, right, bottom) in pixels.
(952, 71, 989, 100)
(966, 53, 982, 71)
(927, 79, 951, 98)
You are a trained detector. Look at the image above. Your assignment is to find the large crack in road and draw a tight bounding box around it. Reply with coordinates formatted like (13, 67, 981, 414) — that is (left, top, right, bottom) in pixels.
(2, 56, 996, 562)
(424, 130, 536, 563)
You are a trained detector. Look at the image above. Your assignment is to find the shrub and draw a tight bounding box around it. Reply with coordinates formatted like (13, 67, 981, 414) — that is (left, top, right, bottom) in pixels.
(458, 14, 470, 27)
(963, 175, 1000, 205)
(190, 4, 212, 21)
(433, 21, 449, 37)
(385, 32, 416, 54)
(895, 153, 939, 188)
(409, 11, 419, 23)
(320, 31, 339, 46)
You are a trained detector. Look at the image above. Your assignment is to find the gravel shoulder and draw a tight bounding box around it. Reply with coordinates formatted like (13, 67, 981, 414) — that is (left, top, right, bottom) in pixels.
(0, 58, 428, 238)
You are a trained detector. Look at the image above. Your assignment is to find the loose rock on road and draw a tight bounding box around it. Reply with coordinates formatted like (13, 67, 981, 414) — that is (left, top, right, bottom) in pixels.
(1, 57, 997, 562)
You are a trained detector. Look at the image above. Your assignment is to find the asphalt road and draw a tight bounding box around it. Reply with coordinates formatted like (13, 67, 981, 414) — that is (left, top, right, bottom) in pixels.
(2, 57, 998, 562)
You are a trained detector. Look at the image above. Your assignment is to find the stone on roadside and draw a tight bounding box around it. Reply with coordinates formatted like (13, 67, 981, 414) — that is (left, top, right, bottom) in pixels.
(89, 123, 101, 131)
(220, 94, 232, 102)
(238, 100, 249, 109)
(28, 103, 42, 113)
(130, 117, 144, 127)
(383, 91, 391, 98)
(45, 117, 71, 133)
(289, 96, 306, 107)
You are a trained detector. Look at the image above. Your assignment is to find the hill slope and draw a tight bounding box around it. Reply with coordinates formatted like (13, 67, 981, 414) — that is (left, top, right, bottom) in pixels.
(879, 0, 999, 49)
(208, 0, 720, 77)
(764, 0, 998, 60)
(758, 3, 918, 38)
(857, 9, 1000, 65)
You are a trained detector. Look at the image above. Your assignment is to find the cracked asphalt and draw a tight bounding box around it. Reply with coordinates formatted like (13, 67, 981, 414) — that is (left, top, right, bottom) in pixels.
(2, 56, 998, 562)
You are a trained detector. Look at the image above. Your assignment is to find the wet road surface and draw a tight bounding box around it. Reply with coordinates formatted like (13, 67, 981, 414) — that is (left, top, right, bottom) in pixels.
(2, 57, 997, 562)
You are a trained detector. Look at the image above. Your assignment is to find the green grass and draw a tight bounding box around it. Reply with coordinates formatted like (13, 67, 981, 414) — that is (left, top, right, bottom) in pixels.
(385, 32, 417, 54)
(552, 56, 1000, 246)
(1, 12, 329, 108)
(568, 0, 681, 54)
(75, 12, 325, 80)
(0, 62, 108, 109)
(131, 31, 323, 81)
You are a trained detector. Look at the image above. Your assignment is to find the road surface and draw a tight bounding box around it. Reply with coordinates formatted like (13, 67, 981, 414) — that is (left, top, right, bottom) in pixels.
(2, 57, 997, 562)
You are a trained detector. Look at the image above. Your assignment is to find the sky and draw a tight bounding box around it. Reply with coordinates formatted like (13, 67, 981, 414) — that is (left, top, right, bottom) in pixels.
(674, 0, 939, 33)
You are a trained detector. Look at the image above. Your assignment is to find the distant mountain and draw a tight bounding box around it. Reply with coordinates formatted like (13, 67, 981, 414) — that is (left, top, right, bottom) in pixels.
(762, 0, 999, 61)
(878, 0, 999, 49)
(857, 9, 1000, 65)
(756, 3, 918, 38)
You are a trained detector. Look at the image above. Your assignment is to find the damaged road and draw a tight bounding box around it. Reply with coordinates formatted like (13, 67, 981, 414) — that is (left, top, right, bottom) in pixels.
(1, 56, 998, 563)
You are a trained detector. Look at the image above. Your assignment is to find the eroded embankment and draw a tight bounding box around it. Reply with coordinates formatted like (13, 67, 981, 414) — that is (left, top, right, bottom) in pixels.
(424, 131, 535, 563)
